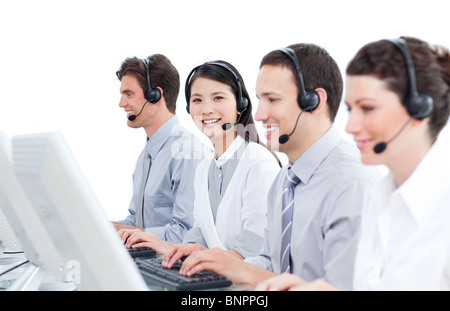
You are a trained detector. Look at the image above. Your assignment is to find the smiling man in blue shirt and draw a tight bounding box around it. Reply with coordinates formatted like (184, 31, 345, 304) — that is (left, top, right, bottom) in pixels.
(113, 54, 210, 243)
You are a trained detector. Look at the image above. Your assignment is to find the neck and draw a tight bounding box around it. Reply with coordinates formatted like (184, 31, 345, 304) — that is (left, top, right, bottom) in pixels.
(387, 139, 432, 187)
(144, 110, 174, 139)
(212, 130, 238, 159)
(285, 117, 331, 164)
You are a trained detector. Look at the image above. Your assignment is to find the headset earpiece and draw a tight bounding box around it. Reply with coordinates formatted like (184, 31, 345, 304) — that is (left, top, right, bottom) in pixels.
(141, 58, 161, 104)
(299, 89, 320, 112)
(279, 48, 320, 112)
(407, 90, 434, 120)
(387, 38, 434, 120)
(239, 96, 249, 113)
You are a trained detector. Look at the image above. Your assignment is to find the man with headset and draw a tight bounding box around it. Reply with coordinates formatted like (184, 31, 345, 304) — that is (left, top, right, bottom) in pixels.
(168, 43, 380, 290)
(113, 54, 210, 243)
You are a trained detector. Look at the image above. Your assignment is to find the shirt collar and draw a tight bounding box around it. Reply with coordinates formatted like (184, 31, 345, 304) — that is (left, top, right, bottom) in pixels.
(145, 115, 180, 158)
(290, 126, 340, 184)
(397, 138, 450, 225)
(214, 135, 245, 168)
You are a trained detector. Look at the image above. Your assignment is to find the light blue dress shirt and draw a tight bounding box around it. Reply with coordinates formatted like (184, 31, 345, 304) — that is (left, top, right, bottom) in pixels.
(245, 126, 381, 290)
(117, 116, 211, 243)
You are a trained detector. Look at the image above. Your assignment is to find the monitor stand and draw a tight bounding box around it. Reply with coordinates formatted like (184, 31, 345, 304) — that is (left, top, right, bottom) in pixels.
(6, 264, 77, 291)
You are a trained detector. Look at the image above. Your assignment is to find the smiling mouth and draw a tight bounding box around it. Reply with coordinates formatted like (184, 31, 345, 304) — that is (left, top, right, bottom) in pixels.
(202, 118, 221, 125)
(355, 139, 374, 150)
(263, 125, 279, 137)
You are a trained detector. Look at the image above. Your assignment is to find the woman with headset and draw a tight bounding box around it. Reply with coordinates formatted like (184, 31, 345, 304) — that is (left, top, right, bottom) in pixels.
(256, 36, 450, 291)
(120, 60, 281, 264)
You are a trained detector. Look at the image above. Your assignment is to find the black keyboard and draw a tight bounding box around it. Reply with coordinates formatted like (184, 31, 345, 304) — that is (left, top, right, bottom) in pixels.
(127, 247, 156, 258)
(135, 257, 232, 291)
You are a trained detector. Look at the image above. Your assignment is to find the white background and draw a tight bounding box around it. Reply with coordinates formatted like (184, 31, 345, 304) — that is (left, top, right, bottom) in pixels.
(1, 0, 449, 221)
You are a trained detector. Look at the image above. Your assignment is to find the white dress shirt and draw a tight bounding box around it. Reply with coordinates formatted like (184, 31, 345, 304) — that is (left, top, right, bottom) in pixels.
(185, 135, 280, 258)
(353, 138, 450, 290)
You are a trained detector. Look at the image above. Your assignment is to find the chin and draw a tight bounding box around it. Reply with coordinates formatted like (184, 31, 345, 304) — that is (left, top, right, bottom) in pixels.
(360, 152, 383, 166)
(127, 121, 140, 129)
(267, 139, 281, 153)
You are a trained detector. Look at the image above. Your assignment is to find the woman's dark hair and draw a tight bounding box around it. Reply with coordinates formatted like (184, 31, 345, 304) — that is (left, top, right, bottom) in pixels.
(346, 36, 450, 141)
(185, 60, 281, 165)
(116, 54, 180, 114)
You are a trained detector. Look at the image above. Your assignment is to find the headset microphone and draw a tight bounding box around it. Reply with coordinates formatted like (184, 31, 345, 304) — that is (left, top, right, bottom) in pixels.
(128, 100, 149, 121)
(373, 117, 413, 154)
(222, 122, 236, 131)
(221, 111, 246, 131)
(279, 111, 304, 144)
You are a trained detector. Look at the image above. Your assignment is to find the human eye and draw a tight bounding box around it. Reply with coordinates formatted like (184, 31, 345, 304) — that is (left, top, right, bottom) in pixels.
(361, 105, 374, 112)
(344, 103, 351, 112)
(269, 97, 281, 104)
(214, 96, 224, 101)
(191, 98, 202, 104)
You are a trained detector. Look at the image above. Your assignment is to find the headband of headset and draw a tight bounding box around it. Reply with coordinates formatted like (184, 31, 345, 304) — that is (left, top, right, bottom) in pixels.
(278, 48, 320, 112)
(141, 58, 161, 104)
(385, 38, 433, 120)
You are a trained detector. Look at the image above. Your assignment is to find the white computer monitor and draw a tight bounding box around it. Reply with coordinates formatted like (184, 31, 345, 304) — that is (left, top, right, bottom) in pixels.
(12, 132, 148, 291)
(0, 131, 72, 289)
(0, 132, 21, 253)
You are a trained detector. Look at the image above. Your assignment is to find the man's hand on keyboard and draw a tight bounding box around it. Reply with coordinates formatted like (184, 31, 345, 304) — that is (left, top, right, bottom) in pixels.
(119, 229, 173, 255)
(176, 247, 276, 289)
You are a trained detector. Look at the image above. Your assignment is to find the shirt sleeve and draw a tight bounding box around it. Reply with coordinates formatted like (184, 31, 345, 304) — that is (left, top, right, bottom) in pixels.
(243, 165, 282, 270)
(233, 154, 279, 258)
(115, 151, 144, 227)
(147, 154, 201, 243)
(182, 226, 208, 247)
(321, 179, 371, 290)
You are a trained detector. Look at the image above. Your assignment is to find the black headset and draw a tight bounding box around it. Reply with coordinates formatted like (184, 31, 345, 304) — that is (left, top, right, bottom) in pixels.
(185, 61, 249, 114)
(141, 58, 161, 104)
(386, 38, 434, 120)
(278, 48, 320, 112)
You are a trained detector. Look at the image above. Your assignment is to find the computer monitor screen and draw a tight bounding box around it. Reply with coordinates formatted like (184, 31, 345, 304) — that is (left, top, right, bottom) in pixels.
(12, 132, 148, 291)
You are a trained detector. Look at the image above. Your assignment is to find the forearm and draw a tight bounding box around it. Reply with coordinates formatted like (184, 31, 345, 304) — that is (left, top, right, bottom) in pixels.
(233, 261, 276, 289)
(225, 249, 244, 260)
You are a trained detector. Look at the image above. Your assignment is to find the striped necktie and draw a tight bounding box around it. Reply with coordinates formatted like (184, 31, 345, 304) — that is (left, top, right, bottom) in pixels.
(280, 167, 301, 273)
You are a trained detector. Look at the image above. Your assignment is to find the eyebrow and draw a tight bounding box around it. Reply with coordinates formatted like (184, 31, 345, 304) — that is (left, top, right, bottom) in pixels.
(120, 88, 134, 95)
(257, 91, 282, 98)
(190, 91, 228, 98)
(345, 97, 378, 106)
(356, 97, 377, 103)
